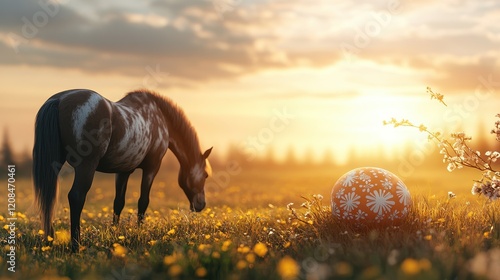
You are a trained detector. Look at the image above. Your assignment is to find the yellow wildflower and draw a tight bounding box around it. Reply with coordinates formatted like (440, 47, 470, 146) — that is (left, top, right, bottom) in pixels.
(163, 254, 177, 265)
(277, 256, 300, 279)
(335, 262, 353, 277)
(168, 264, 182, 277)
(238, 245, 250, 254)
(54, 230, 70, 245)
(362, 266, 381, 278)
(419, 259, 432, 271)
(112, 243, 127, 258)
(236, 260, 247, 270)
(246, 253, 256, 264)
(401, 258, 420, 275)
(253, 242, 268, 258)
(195, 267, 207, 278)
(198, 244, 211, 252)
(16, 213, 26, 219)
(222, 240, 232, 251)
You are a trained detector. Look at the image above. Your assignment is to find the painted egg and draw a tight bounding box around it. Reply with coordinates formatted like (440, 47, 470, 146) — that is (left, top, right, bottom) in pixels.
(331, 167, 411, 225)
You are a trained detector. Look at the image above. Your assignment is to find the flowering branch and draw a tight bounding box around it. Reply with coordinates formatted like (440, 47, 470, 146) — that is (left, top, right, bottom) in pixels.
(491, 114, 500, 142)
(427, 87, 447, 107)
(383, 89, 500, 201)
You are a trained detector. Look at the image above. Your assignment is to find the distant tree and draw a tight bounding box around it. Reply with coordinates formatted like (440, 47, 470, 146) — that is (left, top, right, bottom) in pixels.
(321, 148, 335, 166)
(346, 146, 357, 166)
(227, 144, 247, 164)
(0, 128, 17, 178)
(18, 146, 33, 177)
(302, 147, 315, 166)
(284, 145, 298, 166)
(1, 128, 16, 166)
(265, 146, 275, 162)
(262, 146, 276, 167)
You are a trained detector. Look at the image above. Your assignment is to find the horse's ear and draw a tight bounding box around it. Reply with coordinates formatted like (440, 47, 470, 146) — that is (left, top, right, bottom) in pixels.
(203, 147, 213, 159)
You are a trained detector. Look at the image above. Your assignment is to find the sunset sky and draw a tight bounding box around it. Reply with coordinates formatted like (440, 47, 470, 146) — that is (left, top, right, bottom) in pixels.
(0, 0, 499, 163)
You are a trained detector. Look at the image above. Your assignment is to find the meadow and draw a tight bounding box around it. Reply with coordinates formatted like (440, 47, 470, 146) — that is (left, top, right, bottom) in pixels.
(1, 160, 499, 280)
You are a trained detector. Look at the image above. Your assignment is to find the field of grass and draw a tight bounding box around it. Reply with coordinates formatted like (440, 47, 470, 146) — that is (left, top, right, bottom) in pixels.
(1, 165, 499, 279)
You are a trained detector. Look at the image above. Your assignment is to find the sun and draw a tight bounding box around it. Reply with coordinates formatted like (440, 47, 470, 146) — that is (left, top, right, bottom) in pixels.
(350, 93, 420, 150)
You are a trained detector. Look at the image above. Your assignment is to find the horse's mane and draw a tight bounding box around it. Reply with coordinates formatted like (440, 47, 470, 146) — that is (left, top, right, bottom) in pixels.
(126, 89, 201, 160)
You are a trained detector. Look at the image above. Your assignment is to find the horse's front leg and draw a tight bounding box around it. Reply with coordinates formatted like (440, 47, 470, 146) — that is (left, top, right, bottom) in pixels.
(137, 166, 160, 225)
(113, 172, 132, 225)
(68, 167, 96, 253)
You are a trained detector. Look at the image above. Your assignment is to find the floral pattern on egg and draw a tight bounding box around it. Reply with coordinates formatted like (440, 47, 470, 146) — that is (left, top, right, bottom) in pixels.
(331, 167, 412, 225)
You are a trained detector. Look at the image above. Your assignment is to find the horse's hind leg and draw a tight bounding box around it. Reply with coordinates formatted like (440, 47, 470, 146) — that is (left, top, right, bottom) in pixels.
(113, 172, 132, 225)
(137, 166, 160, 225)
(68, 166, 96, 252)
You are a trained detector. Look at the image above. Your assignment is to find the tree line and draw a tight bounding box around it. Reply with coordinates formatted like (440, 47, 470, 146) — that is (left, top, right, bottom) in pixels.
(0, 129, 32, 178)
(2, 126, 499, 179)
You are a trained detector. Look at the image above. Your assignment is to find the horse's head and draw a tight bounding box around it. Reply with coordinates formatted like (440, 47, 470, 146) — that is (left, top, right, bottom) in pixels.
(178, 147, 213, 212)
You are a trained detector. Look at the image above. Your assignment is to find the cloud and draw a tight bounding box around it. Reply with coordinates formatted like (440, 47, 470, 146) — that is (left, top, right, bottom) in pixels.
(0, 0, 88, 30)
(427, 57, 499, 93)
(1, 0, 305, 82)
(0, 0, 498, 92)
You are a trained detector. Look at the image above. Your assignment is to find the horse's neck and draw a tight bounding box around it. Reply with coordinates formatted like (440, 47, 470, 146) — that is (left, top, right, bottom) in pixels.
(168, 138, 189, 168)
(153, 94, 200, 170)
(167, 127, 199, 170)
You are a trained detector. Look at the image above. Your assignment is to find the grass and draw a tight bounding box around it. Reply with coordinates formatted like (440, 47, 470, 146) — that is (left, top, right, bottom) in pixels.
(0, 166, 499, 279)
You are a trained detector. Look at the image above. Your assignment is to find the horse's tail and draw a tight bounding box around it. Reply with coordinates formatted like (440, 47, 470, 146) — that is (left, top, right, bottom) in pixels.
(33, 98, 64, 237)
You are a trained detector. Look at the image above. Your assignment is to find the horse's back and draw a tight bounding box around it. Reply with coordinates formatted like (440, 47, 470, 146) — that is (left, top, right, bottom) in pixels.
(97, 92, 170, 172)
(55, 89, 113, 167)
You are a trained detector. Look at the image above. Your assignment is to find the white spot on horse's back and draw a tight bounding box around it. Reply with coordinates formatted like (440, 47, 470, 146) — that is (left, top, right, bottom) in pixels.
(116, 105, 133, 122)
(72, 93, 102, 142)
(153, 126, 168, 150)
(113, 103, 154, 164)
(115, 105, 133, 150)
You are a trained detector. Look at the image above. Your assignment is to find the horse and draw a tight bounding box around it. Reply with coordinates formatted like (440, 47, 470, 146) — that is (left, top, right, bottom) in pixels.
(33, 89, 212, 252)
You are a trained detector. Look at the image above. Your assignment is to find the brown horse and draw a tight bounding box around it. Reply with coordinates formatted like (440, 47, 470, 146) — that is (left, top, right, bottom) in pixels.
(33, 89, 212, 252)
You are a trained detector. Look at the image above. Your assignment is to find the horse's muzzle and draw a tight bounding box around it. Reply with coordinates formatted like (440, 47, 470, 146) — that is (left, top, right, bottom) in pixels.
(190, 193, 206, 212)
